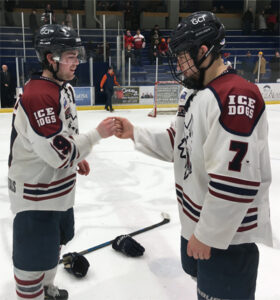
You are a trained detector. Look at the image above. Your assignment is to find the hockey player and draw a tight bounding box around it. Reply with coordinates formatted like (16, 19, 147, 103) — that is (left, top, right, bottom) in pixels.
(8, 24, 116, 300)
(114, 11, 273, 299)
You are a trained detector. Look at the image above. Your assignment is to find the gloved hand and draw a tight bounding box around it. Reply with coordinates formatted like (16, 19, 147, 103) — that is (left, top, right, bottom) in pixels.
(112, 235, 145, 257)
(62, 252, 90, 278)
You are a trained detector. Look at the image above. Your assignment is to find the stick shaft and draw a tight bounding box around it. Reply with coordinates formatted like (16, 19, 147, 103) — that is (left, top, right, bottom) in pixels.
(59, 215, 169, 264)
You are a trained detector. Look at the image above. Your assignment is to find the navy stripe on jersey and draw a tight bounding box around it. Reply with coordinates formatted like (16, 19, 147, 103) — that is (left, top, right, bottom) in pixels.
(24, 180, 75, 195)
(176, 184, 201, 222)
(23, 174, 76, 201)
(237, 207, 258, 232)
(209, 181, 258, 196)
(242, 215, 257, 223)
(24, 173, 76, 188)
(208, 173, 259, 203)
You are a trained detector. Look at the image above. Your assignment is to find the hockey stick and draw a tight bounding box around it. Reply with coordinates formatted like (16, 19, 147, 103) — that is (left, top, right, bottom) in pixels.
(59, 212, 170, 264)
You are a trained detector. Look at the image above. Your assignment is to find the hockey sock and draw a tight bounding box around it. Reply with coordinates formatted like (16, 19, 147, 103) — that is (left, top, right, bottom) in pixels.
(14, 266, 45, 300)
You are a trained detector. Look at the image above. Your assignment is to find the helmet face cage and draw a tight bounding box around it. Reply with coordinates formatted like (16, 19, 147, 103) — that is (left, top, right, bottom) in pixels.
(168, 47, 200, 87)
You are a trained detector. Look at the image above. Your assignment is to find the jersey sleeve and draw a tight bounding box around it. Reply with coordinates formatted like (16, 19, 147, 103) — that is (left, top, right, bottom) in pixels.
(134, 123, 175, 162)
(194, 88, 266, 249)
(16, 92, 100, 170)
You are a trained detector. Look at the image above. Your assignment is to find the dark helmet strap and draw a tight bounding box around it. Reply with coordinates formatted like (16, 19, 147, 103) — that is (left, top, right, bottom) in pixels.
(48, 62, 64, 82)
(186, 44, 219, 89)
(191, 44, 217, 71)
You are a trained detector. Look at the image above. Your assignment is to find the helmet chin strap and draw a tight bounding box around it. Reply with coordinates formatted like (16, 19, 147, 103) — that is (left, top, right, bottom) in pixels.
(184, 45, 217, 90)
(48, 62, 65, 82)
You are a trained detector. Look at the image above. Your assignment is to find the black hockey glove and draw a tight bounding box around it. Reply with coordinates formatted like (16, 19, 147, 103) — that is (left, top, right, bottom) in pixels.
(62, 252, 90, 278)
(112, 235, 145, 257)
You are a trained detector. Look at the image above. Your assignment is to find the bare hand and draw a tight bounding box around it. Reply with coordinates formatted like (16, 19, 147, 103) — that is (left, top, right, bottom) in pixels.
(100, 88, 104, 92)
(77, 159, 90, 176)
(97, 117, 116, 138)
(187, 234, 211, 260)
(114, 117, 134, 140)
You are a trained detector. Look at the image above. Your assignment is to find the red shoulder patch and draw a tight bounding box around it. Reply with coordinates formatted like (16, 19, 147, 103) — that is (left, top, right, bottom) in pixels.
(21, 79, 62, 137)
(208, 73, 265, 136)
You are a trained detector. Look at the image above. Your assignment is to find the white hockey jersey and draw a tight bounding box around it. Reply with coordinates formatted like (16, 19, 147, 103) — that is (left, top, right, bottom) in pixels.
(134, 70, 273, 249)
(8, 75, 101, 214)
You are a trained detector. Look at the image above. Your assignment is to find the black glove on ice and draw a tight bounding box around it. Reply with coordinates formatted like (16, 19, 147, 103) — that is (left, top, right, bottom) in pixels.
(112, 235, 145, 257)
(62, 252, 90, 278)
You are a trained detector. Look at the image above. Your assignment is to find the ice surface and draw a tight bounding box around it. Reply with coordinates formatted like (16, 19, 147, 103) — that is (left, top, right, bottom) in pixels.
(0, 106, 279, 300)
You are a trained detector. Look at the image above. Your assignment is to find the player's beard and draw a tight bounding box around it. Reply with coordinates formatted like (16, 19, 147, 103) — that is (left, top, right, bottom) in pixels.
(178, 55, 205, 90)
(182, 69, 205, 90)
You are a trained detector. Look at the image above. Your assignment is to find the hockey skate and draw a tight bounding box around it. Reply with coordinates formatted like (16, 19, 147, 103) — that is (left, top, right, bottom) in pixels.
(44, 285, 68, 300)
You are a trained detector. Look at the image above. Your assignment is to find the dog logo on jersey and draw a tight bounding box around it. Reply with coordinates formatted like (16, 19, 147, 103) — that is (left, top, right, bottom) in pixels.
(178, 114, 193, 179)
(63, 97, 72, 120)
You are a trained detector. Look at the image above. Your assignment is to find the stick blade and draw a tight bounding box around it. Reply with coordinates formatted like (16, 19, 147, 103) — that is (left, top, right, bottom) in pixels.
(161, 212, 170, 222)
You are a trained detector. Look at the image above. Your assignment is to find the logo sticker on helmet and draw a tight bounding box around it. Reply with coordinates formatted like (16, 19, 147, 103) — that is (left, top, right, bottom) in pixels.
(191, 15, 206, 25)
(40, 27, 54, 35)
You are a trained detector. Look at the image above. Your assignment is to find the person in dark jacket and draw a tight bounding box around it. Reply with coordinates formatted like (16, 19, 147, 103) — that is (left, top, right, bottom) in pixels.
(270, 50, 280, 82)
(242, 8, 254, 35)
(0, 64, 14, 107)
(100, 66, 120, 112)
(242, 51, 255, 82)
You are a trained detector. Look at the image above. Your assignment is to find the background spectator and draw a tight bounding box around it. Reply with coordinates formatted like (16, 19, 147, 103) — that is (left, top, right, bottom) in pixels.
(133, 29, 145, 66)
(64, 10, 73, 28)
(242, 8, 254, 35)
(253, 51, 266, 82)
(125, 44, 135, 65)
(270, 50, 280, 82)
(158, 38, 169, 60)
(150, 25, 161, 43)
(42, 3, 55, 24)
(124, 30, 134, 49)
(242, 51, 255, 82)
(0, 64, 14, 108)
(150, 39, 160, 64)
(257, 10, 267, 34)
(266, 12, 277, 33)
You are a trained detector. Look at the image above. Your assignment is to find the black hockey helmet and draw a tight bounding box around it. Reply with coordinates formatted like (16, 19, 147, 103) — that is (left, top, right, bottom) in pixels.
(169, 11, 225, 56)
(35, 24, 86, 64)
(168, 11, 226, 89)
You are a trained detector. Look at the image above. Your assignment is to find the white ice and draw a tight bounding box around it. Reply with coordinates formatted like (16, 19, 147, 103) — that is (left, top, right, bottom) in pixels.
(0, 106, 279, 300)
